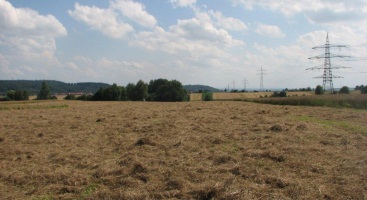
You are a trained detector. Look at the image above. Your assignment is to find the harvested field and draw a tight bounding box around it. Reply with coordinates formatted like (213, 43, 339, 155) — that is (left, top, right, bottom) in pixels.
(0, 101, 366, 199)
(190, 92, 314, 101)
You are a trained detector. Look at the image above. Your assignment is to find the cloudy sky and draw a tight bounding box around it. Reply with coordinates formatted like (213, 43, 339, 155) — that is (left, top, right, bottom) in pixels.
(1, 0, 366, 90)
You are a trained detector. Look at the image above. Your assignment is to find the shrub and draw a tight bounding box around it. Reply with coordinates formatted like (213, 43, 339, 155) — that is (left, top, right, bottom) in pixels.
(361, 86, 367, 94)
(315, 85, 324, 95)
(271, 91, 287, 97)
(339, 86, 350, 94)
(202, 92, 213, 101)
(64, 94, 76, 100)
(7, 90, 29, 100)
(76, 94, 93, 101)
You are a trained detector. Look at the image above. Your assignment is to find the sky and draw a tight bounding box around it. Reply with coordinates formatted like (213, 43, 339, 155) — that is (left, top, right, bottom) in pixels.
(0, 0, 366, 90)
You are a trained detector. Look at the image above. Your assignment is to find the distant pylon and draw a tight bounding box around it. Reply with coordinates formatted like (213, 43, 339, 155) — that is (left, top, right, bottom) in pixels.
(257, 67, 266, 91)
(243, 78, 249, 91)
(307, 33, 351, 93)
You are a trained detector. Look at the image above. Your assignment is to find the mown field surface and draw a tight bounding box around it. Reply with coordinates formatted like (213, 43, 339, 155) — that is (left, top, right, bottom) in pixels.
(0, 101, 366, 199)
(190, 92, 314, 101)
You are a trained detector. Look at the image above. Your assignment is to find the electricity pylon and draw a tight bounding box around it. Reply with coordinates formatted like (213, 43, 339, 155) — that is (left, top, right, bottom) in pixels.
(307, 33, 351, 93)
(257, 67, 266, 91)
(243, 78, 249, 91)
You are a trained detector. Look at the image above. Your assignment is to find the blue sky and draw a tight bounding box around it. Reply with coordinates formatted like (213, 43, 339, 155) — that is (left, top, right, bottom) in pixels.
(1, 0, 366, 90)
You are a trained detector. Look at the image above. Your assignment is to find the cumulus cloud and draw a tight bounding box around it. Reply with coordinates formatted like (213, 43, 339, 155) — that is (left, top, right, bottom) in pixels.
(232, 0, 367, 25)
(255, 24, 285, 38)
(171, 0, 196, 8)
(111, 0, 157, 28)
(208, 11, 247, 31)
(69, 0, 157, 39)
(68, 3, 133, 38)
(0, 0, 66, 79)
(0, 0, 66, 37)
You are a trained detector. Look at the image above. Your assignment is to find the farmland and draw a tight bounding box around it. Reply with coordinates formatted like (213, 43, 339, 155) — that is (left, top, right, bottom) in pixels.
(0, 100, 366, 199)
(190, 91, 314, 101)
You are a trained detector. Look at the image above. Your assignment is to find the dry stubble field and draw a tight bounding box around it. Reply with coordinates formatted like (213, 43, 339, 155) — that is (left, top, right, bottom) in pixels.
(0, 100, 366, 199)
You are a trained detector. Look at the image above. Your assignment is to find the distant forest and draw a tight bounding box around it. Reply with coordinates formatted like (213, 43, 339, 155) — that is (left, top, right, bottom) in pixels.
(0, 80, 221, 95)
(0, 80, 110, 95)
(183, 84, 220, 92)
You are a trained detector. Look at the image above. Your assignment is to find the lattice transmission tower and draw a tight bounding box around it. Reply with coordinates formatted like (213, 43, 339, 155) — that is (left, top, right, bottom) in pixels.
(307, 33, 351, 93)
(257, 67, 267, 92)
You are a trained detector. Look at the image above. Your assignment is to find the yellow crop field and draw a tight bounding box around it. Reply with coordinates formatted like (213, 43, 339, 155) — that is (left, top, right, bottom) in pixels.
(190, 91, 314, 101)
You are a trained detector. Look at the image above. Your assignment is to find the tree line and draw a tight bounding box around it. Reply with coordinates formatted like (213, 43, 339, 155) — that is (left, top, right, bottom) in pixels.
(65, 79, 189, 102)
(0, 80, 109, 95)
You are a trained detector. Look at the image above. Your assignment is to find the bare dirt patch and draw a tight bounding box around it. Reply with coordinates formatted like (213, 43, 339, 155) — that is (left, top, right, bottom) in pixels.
(0, 101, 366, 199)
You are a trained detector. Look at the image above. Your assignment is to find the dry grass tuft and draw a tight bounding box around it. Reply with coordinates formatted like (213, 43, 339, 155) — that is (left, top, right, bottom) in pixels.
(134, 137, 156, 146)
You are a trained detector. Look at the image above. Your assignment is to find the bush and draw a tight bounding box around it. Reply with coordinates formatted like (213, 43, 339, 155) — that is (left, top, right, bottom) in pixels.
(339, 86, 350, 94)
(202, 92, 213, 101)
(271, 91, 287, 97)
(76, 94, 93, 101)
(361, 86, 367, 94)
(6, 90, 29, 100)
(64, 94, 76, 100)
(315, 85, 324, 95)
(0, 97, 11, 101)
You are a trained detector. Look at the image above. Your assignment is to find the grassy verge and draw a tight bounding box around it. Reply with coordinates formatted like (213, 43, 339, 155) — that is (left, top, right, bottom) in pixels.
(245, 94, 367, 109)
(0, 103, 68, 110)
(291, 115, 367, 136)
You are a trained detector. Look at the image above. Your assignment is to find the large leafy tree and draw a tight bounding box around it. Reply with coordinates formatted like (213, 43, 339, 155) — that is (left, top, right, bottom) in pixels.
(148, 79, 187, 102)
(91, 84, 126, 101)
(135, 80, 148, 101)
(126, 80, 148, 101)
(37, 81, 51, 100)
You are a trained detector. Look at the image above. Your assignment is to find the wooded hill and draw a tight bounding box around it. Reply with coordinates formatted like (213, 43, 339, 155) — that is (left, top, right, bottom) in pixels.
(183, 84, 221, 92)
(0, 80, 220, 95)
(0, 80, 110, 95)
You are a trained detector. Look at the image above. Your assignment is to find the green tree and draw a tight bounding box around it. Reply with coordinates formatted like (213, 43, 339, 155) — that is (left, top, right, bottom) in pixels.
(119, 86, 127, 100)
(37, 81, 51, 100)
(147, 79, 188, 102)
(202, 92, 213, 101)
(126, 83, 136, 101)
(104, 83, 121, 101)
(127, 80, 147, 101)
(135, 80, 148, 101)
(155, 80, 186, 102)
(362, 86, 367, 94)
(339, 86, 350, 94)
(7, 90, 16, 100)
(64, 94, 76, 100)
(7, 90, 29, 100)
(315, 85, 324, 95)
(92, 87, 106, 101)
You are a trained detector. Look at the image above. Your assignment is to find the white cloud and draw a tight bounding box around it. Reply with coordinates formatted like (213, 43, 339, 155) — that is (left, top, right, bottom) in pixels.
(0, 0, 66, 79)
(208, 11, 247, 32)
(171, 0, 196, 8)
(69, 0, 157, 39)
(111, 0, 157, 28)
(0, 0, 66, 37)
(68, 3, 134, 39)
(232, 0, 367, 25)
(255, 24, 285, 38)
